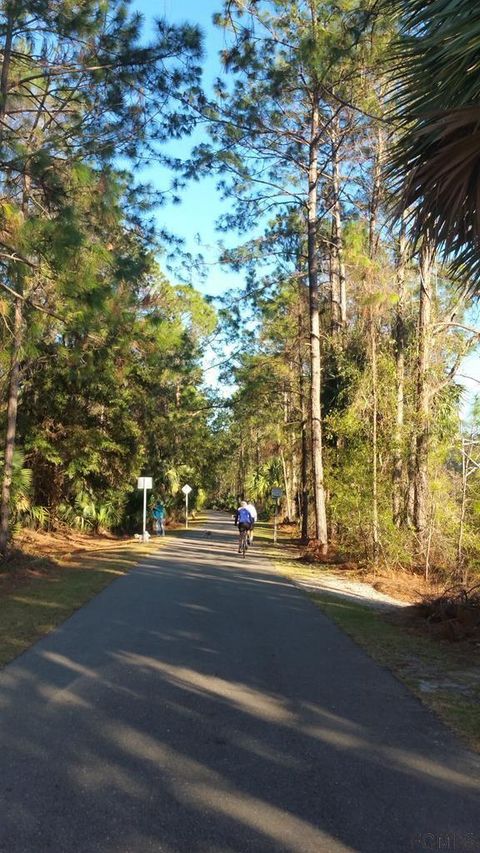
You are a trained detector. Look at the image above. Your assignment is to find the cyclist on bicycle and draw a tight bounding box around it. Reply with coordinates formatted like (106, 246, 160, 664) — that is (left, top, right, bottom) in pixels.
(234, 501, 253, 553)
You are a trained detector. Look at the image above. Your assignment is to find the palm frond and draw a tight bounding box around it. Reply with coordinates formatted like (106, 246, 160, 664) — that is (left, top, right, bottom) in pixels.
(386, 0, 480, 283)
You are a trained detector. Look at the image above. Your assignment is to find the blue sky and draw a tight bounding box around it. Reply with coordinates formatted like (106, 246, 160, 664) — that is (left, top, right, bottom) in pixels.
(133, 0, 250, 393)
(134, 0, 239, 300)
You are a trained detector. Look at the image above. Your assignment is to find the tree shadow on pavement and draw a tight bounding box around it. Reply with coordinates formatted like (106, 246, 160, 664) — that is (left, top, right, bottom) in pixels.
(0, 512, 479, 853)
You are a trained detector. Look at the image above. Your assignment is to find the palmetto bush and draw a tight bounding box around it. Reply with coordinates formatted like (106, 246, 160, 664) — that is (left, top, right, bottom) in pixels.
(245, 459, 282, 503)
(0, 449, 51, 533)
(22, 505, 51, 531)
(56, 490, 125, 533)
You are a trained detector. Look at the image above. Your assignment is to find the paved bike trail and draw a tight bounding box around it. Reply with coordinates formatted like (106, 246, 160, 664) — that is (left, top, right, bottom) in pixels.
(0, 512, 479, 852)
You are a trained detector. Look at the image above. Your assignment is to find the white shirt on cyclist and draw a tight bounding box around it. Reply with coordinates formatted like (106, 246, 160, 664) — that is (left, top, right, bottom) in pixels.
(245, 502, 257, 522)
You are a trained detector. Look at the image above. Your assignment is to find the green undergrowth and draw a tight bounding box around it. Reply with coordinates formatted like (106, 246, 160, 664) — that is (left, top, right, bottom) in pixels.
(257, 520, 480, 753)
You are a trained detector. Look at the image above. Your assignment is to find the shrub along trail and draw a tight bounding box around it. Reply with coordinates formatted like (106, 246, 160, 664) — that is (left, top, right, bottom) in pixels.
(0, 512, 479, 853)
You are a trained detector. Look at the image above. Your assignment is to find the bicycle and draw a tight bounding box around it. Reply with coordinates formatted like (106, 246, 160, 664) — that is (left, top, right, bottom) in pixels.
(238, 526, 249, 558)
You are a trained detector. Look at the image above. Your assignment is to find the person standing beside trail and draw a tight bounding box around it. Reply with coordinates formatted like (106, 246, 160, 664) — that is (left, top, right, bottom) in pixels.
(245, 500, 257, 543)
(152, 501, 166, 536)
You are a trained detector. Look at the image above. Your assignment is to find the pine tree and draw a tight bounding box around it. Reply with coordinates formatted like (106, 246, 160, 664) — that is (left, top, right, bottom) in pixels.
(0, 0, 203, 551)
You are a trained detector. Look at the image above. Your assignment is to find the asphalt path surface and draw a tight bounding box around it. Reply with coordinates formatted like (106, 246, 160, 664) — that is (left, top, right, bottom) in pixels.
(0, 512, 479, 852)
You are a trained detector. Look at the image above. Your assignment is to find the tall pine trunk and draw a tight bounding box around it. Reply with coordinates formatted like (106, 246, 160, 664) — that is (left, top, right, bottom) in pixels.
(280, 447, 293, 520)
(457, 437, 468, 583)
(0, 294, 23, 554)
(330, 111, 346, 331)
(368, 124, 384, 559)
(407, 432, 416, 527)
(308, 98, 328, 550)
(0, 12, 25, 551)
(392, 224, 407, 526)
(297, 282, 309, 540)
(413, 240, 433, 543)
(0, 10, 14, 126)
(369, 125, 384, 258)
(300, 387, 309, 541)
(370, 311, 379, 560)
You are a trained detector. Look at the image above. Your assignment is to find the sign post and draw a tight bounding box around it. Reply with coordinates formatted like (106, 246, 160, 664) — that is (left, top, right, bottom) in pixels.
(271, 487, 283, 545)
(182, 484, 192, 529)
(137, 477, 153, 542)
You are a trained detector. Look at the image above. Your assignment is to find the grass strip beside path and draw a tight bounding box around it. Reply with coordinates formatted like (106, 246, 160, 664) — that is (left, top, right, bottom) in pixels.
(312, 593, 480, 752)
(0, 541, 158, 669)
(256, 520, 480, 752)
(0, 515, 208, 670)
